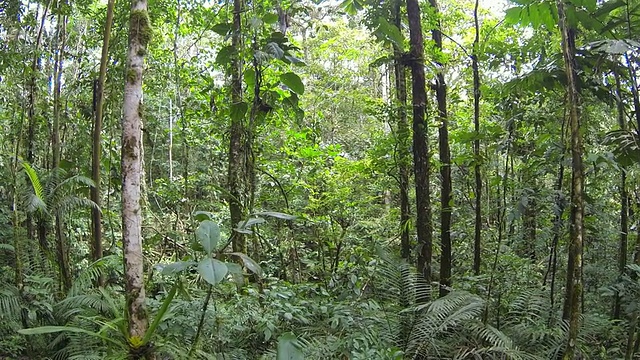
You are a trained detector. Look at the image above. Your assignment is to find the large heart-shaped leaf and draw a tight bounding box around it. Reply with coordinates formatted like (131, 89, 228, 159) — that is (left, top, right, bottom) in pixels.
(196, 220, 220, 254)
(279, 72, 304, 95)
(197, 258, 228, 285)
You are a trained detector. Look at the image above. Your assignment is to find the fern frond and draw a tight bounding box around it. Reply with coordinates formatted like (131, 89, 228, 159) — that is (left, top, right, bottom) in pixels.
(0, 243, 15, 252)
(55, 196, 100, 218)
(22, 161, 44, 201)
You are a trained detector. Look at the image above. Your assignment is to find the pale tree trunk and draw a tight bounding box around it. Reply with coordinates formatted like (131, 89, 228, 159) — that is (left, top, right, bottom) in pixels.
(122, 1, 152, 356)
(406, 0, 432, 293)
(472, 0, 482, 276)
(52, 6, 71, 292)
(428, 0, 452, 298)
(91, 0, 116, 284)
(393, 0, 411, 260)
(557, 0, 585, 358)
(228, 0, 246, 253)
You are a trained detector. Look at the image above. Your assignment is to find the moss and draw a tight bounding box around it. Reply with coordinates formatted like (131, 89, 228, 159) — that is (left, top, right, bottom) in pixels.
(127, 69, 137, 83)
(137, 100, 145, 119)
(130, 9, 153, 48)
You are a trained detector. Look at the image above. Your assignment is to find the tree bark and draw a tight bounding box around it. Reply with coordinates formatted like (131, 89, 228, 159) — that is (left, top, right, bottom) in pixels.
(427, 0, 452, 298)
(614, 70, 627, 320)
(406, 0, 432, 290)
(122, 0, 151, 355)
(393, 0, 411, 260)
(557, 1, 585, 358)
(472, 0, 482, 276)
(52, 6, 71, 292)
(228, 0, 246, 253)
(91, 0, 115, 282)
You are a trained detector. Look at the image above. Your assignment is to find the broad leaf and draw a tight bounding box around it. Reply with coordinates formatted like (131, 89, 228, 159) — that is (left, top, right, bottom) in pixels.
(374, 17, 404, 48)
(265, 42, 285, 59)
(196, 220, 220, 254)
(277, 332, 303, 360)
(197, 258, 228, 285)
(230, 102, 248, 122)
(212, 23, 231, 36)
(263, 13, 279, 24)
(159, 261, 196, 275)
(215, 45, 234, 66)
(230, 252, 263, 277)
(254, 211, 297, 220)
(279, 72, 304, 95)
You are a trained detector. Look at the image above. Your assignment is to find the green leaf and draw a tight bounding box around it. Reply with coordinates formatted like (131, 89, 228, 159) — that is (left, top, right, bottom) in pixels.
(245, 68, 256, 89)
(254, 211, 297, 220)
(215, 45, 233, 66)
(196, 220, 220, 254)
(193, 211, 214, 221)
(277, 332, 303, 360)
(197, 258, 228, 285)
(230, 252, 263, 277)
(159, 261, 196, 275)
(279, 72, 304, 95)
(226, 262, 245, 285)
(339, 0, 363, 15)
(212, 23, 231, 36)
(230, 102, 248, 122)
(18, 326, 123, 348)
(263, 13, 279, 24)
(265, 42, 285, 59)
(374, 17, 404, 48)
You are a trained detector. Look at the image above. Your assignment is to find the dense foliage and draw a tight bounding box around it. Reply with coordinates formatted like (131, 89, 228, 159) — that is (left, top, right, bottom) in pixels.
(1, 0, 640, 358)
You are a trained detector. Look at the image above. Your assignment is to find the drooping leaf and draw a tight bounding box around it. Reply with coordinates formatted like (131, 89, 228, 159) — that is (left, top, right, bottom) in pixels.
(374, 16, 404, 48)
(230, 102, 248, 122)
(159, 261, 196, 275)
(265, 42, 285, 59)
(277, 332, 304, 360)
(339, 0, 363, 15)
(212, 23, 231, 36)
(263, 13, 279, 24)
(254, 211, 297, 220)
(226, 262, 245, 285)
(215, 45, 234, 66)
(279, 72, 304, 95)
(196, 220, 221, 254)
(197, 258, 228, 285)
(230, 252, 263, 277)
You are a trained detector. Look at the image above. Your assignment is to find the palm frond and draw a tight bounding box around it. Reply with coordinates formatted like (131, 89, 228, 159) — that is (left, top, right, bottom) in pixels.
(55, 196, 100, 218)
(22, 161, 44, 200)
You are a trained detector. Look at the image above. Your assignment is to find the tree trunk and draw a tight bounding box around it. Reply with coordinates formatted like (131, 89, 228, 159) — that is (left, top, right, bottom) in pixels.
(406, 0, 432, 291)
(228, 0, 246, 253)
(472, 0, 482, 276)
(557, 1, 585, 358)
(614, 70, 627, 320)
(393, 0, 411, 260)
(53, 7, 71, 293)
(122, 1, 152, 356)
(427, 0, 452, 298)
(91, 0, 115, 282)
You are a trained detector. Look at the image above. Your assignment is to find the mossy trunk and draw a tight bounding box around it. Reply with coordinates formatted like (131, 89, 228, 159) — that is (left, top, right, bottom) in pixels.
(557, 0, 585, 358)
(122, 0, 152, 356)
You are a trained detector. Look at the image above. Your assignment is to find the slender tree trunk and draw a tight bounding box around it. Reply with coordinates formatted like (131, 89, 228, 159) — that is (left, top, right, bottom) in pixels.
(557, 1, 585, 358)
(228, 0, 246, 253)
(614, 70, 627, 320)
(122, 1, 152, 356)
(91, 0, 115, 282)
(52, 8, 71, 292)
(406, 0, 432, 291)
(26, 0, 50, 262)
(393, 0, 411, 260)
(427, 0, 452, 298)
(472, 0, 482, 276)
